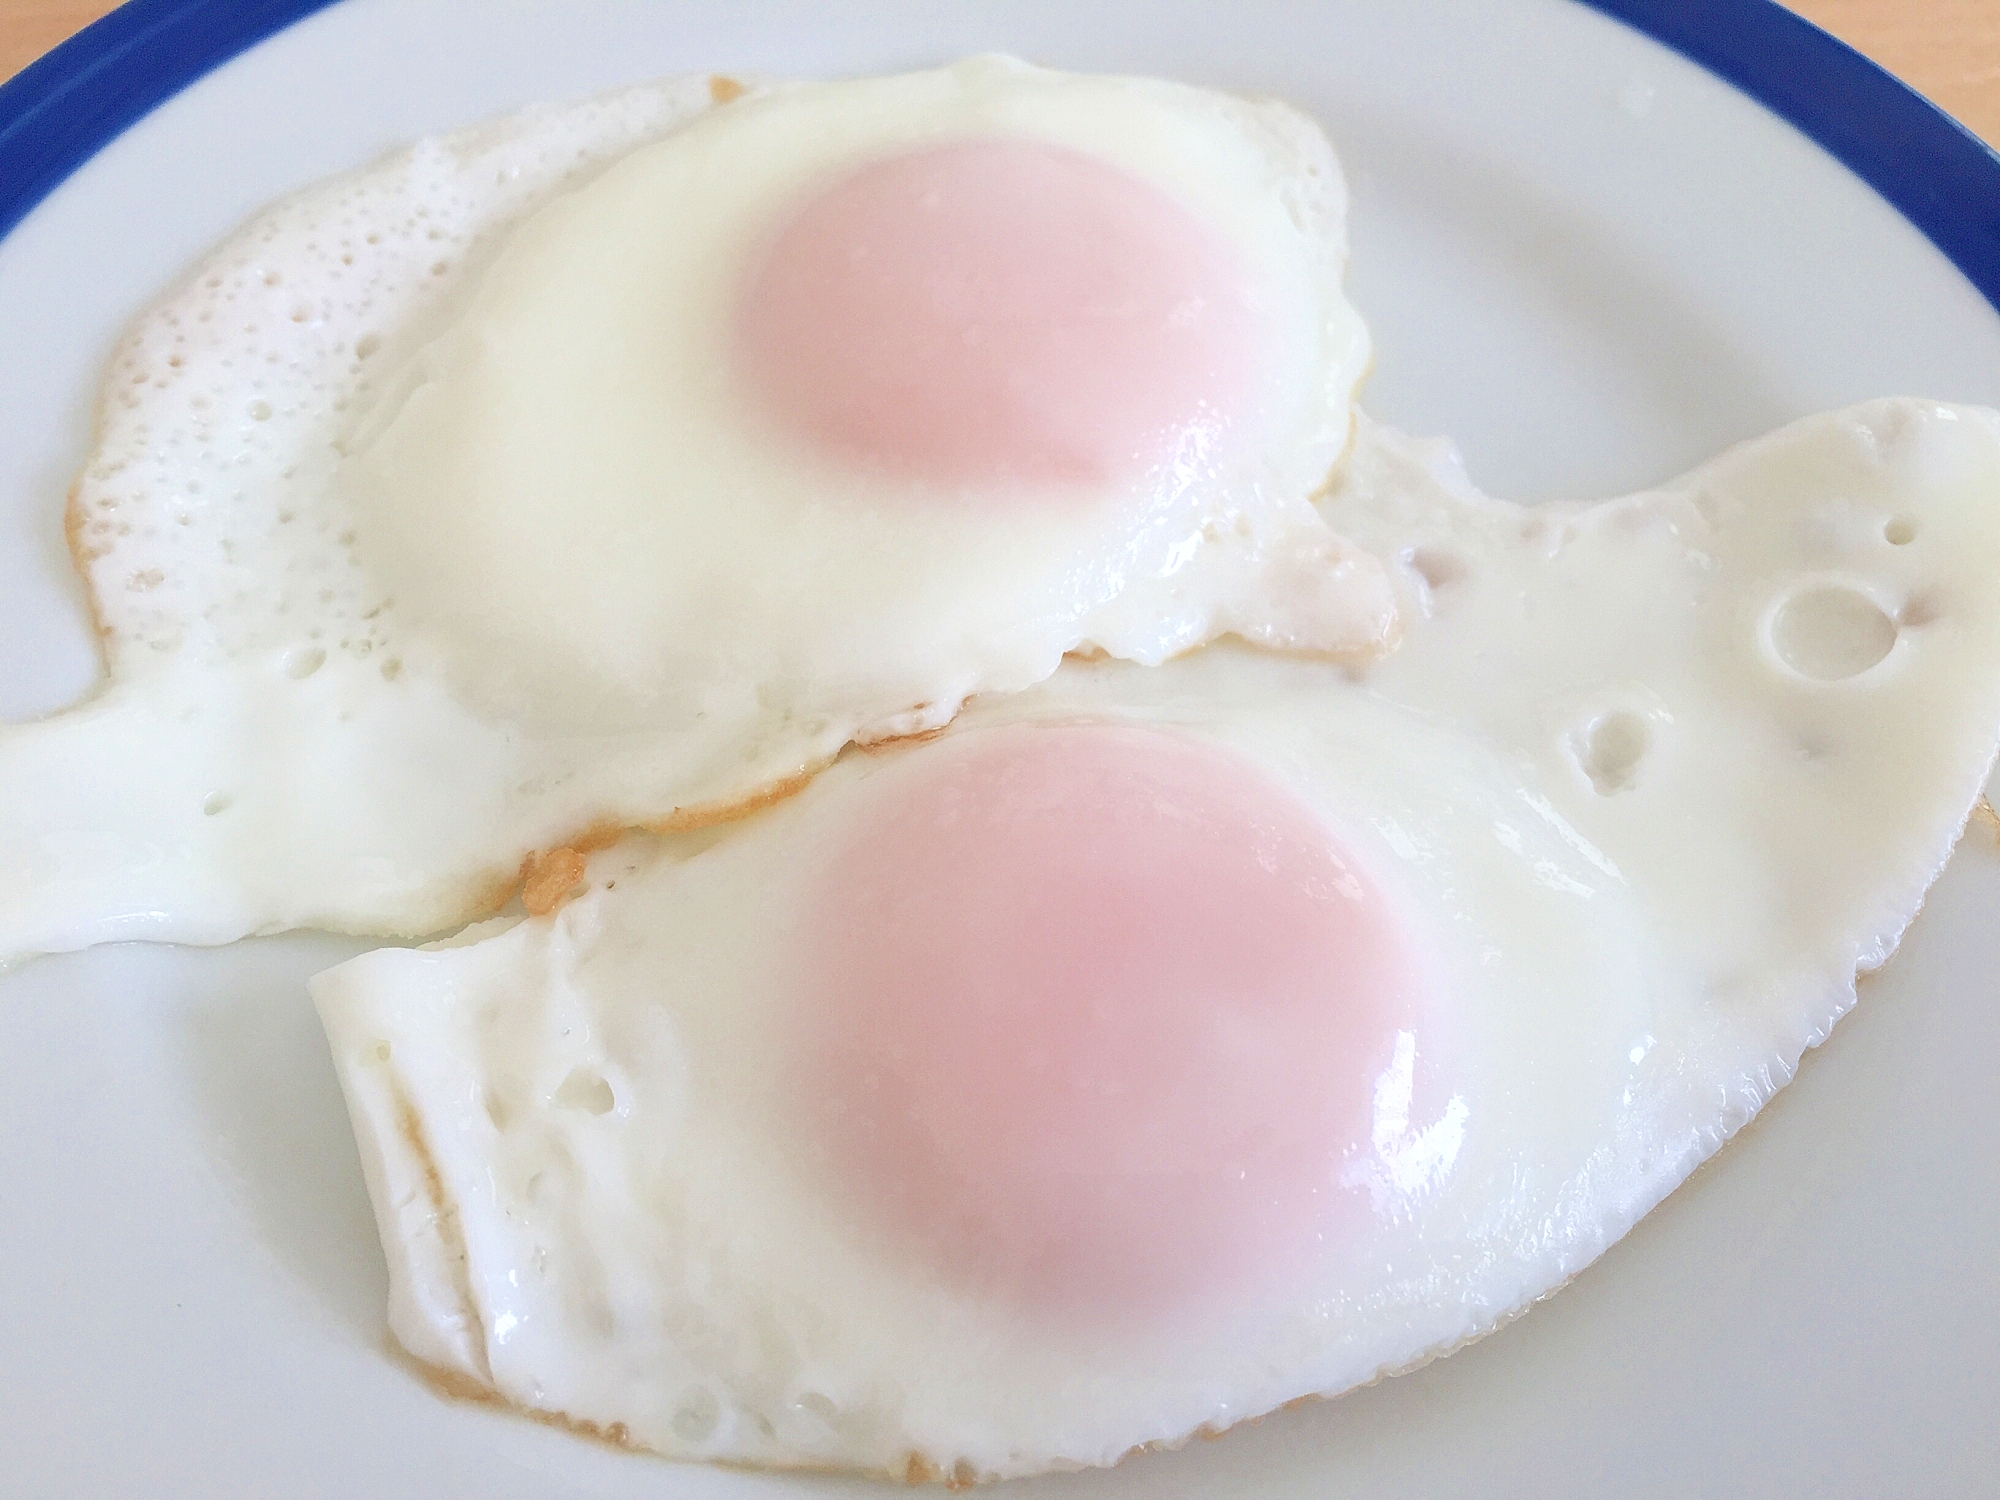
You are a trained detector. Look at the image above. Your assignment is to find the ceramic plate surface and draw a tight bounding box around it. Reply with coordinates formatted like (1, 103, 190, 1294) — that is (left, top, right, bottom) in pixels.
(2, 2, 1997, 1495)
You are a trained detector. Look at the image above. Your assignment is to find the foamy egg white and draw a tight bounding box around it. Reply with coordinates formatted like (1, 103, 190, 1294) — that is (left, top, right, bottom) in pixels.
(312, 401, 2000, 1483)
(0, 58, 1389, 962)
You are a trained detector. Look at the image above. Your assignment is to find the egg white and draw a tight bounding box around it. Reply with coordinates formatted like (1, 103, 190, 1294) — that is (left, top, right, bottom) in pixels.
(0, 59, 1388, 963)
(313, 400, 2000, 1482)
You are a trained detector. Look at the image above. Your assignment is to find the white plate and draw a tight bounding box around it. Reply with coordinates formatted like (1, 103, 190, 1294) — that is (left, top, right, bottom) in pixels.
(3, 2, 1997, 1494)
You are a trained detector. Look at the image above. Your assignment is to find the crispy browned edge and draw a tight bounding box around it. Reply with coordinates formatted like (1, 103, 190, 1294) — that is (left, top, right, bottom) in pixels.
(1973, 795, 2000, 843)
(398, 1332, 1303, 1489)
(388, 1081, 490, 1388)
(63, 475, 113, 663)
(499, 595, 1401, 919)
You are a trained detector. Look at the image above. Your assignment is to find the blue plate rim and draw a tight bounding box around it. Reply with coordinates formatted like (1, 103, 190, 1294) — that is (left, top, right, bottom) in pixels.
(1581, 0, 2000, 317)
(2, 0, 1998, 317)
(0, 0, 340, 246)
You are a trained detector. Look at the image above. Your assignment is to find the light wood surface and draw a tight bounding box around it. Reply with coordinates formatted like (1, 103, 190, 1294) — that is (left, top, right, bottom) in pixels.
(2, 0, 119, 85)
(1, 1, 1995, 142)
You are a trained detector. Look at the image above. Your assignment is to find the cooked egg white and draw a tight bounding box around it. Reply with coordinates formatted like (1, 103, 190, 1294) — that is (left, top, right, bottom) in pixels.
(313, 400, 2000, 1482)
(0, 58, 1390, 963)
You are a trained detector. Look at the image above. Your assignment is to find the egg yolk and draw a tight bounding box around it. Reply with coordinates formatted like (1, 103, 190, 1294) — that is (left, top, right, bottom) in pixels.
(799, 722, 1431, 1318)
(735, 140, 1256, 491)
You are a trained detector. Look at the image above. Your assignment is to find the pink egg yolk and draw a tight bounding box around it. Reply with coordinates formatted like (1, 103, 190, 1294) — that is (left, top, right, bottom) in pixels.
(797, 722, 1432, 1318)
(735, 140, 1258, 491)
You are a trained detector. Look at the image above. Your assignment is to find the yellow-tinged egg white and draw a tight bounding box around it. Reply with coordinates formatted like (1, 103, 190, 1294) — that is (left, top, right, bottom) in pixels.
(0, 58, 1388, 962)
(312, 401, 2000, 1483)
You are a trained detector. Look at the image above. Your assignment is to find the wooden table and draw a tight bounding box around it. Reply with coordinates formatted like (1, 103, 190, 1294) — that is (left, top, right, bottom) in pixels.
(3, 2, 1995, 144)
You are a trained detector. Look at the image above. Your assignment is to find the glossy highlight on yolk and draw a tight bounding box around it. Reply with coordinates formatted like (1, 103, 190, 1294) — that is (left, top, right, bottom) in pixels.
(797, 722, 1433, 1318)
(735, 139, 1257, 492)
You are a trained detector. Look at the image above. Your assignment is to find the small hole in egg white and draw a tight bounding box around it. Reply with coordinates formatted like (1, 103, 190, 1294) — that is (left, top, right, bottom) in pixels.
(285, 646, 327, 680)
(1577, 710, 1649, 795)
(553, 1068, 615, 1115)
(796, 1391, 839, 1422)
(1769, 583, 1897, 681)
(1884, 516, 1918, 546)
(371, 1041, 391, 1064)
(202, 791, 234, 817)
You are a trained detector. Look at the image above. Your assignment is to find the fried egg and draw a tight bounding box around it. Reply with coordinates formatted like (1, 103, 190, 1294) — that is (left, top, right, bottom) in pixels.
(313, 400, 2000, 1482)
(0, 58, 1389, 962)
